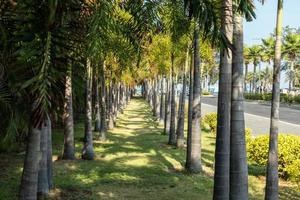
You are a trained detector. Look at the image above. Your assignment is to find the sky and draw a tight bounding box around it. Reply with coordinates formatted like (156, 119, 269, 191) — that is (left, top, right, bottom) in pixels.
(243, 0, 300, 88)
(244, 0, 300, 45)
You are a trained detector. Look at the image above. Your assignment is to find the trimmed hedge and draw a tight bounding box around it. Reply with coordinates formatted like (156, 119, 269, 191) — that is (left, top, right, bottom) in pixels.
(247, 134, 300, 181)
(244, 93, 300, 104)
(201, 112, 217, 133)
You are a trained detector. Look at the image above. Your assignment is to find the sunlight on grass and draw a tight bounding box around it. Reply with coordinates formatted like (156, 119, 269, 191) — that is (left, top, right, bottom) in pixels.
(1, 98, 299, 200)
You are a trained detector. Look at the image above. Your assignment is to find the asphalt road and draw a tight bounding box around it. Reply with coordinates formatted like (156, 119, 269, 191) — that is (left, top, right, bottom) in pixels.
(201, 96, 300, 136)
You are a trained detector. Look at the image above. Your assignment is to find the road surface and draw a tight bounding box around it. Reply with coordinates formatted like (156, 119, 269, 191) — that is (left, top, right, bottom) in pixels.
(201, 96, 300, 136)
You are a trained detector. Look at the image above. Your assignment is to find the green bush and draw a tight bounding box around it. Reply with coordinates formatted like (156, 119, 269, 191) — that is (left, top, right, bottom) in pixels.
(294, 95, 300, 104)
(201, 112, 217, 133)
(201, 113, 253, 141)
(202, 91, 211, 95)
(248, 134, 300, 180)
(285, 159, 300, 184)
(244, 93, 300, 104)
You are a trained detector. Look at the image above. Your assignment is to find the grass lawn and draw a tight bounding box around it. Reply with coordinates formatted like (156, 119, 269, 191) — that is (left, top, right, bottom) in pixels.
(0, 98, 299, 199)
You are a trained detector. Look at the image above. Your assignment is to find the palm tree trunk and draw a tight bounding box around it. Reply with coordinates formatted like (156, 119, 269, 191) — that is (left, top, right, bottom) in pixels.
(164, 77, 171, 134)
(62, 65, 75, 160)
(99, 60, 107, 141)
(253, 64, 257, 93)
(153, 78, 158, 117)
(19, 123, 41, 200)
(156, 78, 161, 119)
(82, 58, 94, 160)
(168, 53, 176, 145)
(108, 81, 114, 130)
(94, 66, 101, 132)
(38, 117, 51, 198)
(230, 13, 248, 200)
(160, 76, 165, 124)
(186, 50, 194, 169)
(213, 0, 233, 198)
(265, 1, 283, 200)
(46, 117, 53, 189)
(176, 48, 189, 148)
(244, 64, 248, 92)
(186, 24, 202, 173)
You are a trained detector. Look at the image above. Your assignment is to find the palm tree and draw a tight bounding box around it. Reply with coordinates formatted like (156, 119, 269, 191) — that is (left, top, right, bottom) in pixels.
(62, 64, 75, 160)
(176, 47, 189, 148)
(82, 59, 95, 160)
(164, 77, 171, 134)
(168, 53, 177, 145)
(282, 32, 300, 92)
(99, 60, 107, 141)
(265, 1, 283, 199)
(94, 66, 101, 132)
(230, 13, 248, 200)
(248, 45, 262, 93)
(260, 67, 273, 92)
(186, 23, 202, 173)
(213, 0, 233, 198)
(244, 47, 251, 92)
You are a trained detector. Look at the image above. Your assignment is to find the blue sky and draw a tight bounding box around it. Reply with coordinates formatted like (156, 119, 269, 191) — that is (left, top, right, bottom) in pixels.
(244, 0, 300, 88)
(244, 0, 300, 45)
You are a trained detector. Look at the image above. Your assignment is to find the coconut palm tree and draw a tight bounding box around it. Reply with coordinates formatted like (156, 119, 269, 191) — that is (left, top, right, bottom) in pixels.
(213, 0, 233, 197)
(230, 12, 249, 200)
(248, 45, 262, 93)
(244, 47, 251, 92)
(265, 1, 283, 199)
(282, 32, 300, 92)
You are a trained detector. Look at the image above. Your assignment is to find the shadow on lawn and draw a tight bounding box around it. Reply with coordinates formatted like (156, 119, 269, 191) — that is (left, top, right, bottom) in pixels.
(1, 98, 299, 200)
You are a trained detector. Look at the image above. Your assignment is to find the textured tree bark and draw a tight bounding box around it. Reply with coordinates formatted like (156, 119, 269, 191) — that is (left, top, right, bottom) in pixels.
(265, 1, 282, 200)
(230, 14, 248, 200)
(62, 65, 75, 160)
(152, 78, 158, 117)
(187, 24, 202, 173)
(176, 48, 189, 148)
(244, 64, 248, 92)
(38, 119, 50, 198)
(253, 63, 257, 93)
(186, 50, 194, 169)
(82, 58, 94, 160)
(108, 81, 114, 130)
(168, 53, 177, 145)
(46, 117, 53, 189)
(213, 0, 233, 198)
(19, 126, 41, 200)
(99, 61, 107, 141)
(155, 78, 161, 119)
(113, 83, 118, 125)
(164, 77, 171, 135)
(94, 66, 101, 132)
(159, 76, 165, 124)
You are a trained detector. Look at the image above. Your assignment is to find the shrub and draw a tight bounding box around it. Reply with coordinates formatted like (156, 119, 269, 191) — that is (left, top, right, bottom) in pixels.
(244, 93, 300, 104)
(248, 134, 300, 180)
(294, 95, 300, 104)
(202, 91, 211, 95)
(201, 113, 253, 141)
(285, 159, 300, 184)
(201, 112, 217, 133)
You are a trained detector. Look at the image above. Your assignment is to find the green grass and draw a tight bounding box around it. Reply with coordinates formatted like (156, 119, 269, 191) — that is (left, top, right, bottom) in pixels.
(0, 98, 299, 199)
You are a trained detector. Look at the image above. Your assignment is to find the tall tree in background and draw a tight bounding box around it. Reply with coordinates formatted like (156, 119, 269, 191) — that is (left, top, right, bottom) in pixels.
(265, 0, 283, 199)
(186, 23, 202, 172)
(82, 59, 94, 160)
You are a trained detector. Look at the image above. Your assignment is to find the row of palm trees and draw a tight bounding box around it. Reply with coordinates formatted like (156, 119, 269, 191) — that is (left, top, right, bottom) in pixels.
(244, 27, 300, 94)
(0, 0, 288, 200)
(143, 0, 287, 200)
(1, 1, 156, 199)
